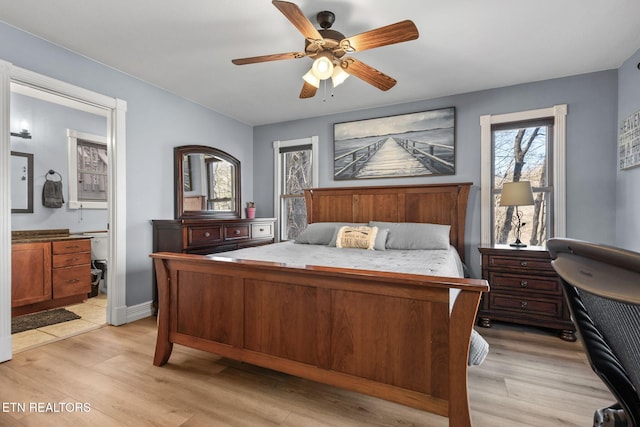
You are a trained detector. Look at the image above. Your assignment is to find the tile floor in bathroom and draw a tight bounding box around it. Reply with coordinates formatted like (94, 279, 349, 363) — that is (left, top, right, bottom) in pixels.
(11, 292, 108, 354)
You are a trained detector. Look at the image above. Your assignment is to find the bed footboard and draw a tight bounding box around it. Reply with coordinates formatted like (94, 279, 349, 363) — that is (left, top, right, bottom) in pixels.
(151, 252, 488, 426)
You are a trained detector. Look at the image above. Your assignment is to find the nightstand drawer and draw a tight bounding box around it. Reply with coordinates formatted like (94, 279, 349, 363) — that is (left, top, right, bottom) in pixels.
(488, 272, 561, 294)
(489, 293, 562, 317)
(252, 223, 274, 239)
(487, 255, 554, 272)
(188, 226, 223, 246)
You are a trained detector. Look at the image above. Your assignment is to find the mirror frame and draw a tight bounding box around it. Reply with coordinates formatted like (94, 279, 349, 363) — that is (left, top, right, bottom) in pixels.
(10, 151, 34, 214)
(174, 145, 241, 219)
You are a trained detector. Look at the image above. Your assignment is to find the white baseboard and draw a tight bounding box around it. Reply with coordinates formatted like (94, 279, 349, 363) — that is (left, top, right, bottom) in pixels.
(126, 300, 153, 323)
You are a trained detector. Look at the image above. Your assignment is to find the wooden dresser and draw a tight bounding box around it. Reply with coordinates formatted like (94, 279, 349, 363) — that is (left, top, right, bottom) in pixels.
(12, 229, 92, 316)
(152, 218, 276, 255)
(478, 245, 575, 341)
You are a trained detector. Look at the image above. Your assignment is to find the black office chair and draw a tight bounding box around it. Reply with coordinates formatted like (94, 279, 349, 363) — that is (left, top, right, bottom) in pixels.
(548, 238, 640, 427)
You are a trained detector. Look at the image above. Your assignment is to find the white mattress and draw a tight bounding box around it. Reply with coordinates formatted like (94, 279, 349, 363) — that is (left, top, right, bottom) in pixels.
(209, 241, 465, 278)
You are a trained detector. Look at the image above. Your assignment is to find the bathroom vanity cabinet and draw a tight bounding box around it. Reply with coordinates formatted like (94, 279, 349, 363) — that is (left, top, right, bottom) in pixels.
(12, 230, 92, 317)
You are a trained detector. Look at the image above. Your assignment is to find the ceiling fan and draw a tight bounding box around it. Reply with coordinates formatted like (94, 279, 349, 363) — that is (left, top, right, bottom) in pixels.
(231, 0, 419, 99)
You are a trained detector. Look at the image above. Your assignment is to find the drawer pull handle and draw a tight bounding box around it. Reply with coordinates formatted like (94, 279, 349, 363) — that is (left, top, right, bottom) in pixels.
(259, 228, 264, 232)
(203, 232, 211, 237)
(234, 230, 241, 235)
(520, 280, 528, 287)
(521, 301, 528, 308)
(67, 279, 80, 284)
(520, 261, 528, 267)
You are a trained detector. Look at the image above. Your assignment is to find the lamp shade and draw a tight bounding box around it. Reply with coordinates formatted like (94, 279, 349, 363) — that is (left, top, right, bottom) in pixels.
(311, 56, 334, 80)
(331, 66, 349, 87)
(302, 69, 320, 88)
(500, 181, 534, 207)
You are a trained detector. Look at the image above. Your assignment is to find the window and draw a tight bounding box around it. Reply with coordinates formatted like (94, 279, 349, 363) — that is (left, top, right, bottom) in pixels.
(273, 137, 318, 241)
(480, 105, 567, 246)
(492, 119, 553, 246)
(67, 129, 108, 209)
(205, 157, 235, 211)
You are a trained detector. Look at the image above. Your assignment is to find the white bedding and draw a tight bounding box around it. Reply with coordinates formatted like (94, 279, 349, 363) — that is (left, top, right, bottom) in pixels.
(209, 240, 465, 278)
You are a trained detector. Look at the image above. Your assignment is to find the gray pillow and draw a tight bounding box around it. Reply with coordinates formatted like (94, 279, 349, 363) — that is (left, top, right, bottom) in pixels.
(369, 221, 451, 250)
(294, 222, 343, 245)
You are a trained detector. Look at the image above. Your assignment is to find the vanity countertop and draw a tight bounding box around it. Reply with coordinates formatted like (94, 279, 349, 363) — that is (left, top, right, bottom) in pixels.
(11, 228, 91, 244)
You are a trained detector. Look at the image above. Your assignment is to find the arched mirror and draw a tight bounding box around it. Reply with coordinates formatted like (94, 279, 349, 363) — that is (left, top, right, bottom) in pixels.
(175, 145, 241, 219)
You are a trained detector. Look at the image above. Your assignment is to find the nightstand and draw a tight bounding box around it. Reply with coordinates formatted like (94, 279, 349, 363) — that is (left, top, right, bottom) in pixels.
(478, 245, 576, 341)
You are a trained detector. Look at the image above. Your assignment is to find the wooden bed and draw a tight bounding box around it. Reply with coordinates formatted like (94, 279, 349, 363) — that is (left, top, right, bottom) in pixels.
(150, 183, 489, 426)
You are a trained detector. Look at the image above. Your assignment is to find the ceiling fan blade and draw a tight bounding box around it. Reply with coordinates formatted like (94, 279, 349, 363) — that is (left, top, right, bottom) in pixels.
(272, 0, 323, 42)
(299, 81, 318, 99)
(232, 52, 307, 65)
(340, 58, 397, 91)
(340, 20, 419, 53)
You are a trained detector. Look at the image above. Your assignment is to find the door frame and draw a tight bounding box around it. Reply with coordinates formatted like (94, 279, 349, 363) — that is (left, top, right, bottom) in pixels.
(0, 60, 127, 362)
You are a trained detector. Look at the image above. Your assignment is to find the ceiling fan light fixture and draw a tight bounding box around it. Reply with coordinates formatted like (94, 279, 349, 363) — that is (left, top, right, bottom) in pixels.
(302, 69, 320, 88)
(331, 65, 349, 87)
(311, 56, 334, 80)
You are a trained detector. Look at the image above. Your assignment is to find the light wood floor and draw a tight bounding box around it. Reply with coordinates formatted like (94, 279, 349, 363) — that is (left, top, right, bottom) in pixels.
(0, 319, 614, 426)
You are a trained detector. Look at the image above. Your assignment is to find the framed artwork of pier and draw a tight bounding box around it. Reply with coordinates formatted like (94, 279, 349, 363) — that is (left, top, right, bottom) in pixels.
(333, 107, 456, 180)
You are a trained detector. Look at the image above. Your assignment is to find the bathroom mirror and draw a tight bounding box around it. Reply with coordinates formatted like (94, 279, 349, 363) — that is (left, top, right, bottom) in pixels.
(175, 145, 241, 219)
(11, 151, 34, 213)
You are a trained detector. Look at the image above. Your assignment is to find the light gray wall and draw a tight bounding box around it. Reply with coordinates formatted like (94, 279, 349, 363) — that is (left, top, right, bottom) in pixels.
(616, 48, 640, 252)
(253, 70, 619, 278)
(1, 22, 254, 306)
(10, 92, 108, 232)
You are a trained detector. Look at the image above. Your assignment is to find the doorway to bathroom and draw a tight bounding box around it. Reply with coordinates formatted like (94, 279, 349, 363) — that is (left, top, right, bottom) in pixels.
(0, 62, 127, 361)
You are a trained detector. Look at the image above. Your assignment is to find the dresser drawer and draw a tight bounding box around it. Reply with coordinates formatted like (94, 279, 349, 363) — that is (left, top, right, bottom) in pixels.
(488, 272, 561, 294)
(224, 225, 250, 241)
(52, 239, 91, 255)
(53, 252, 91, 268)
(53, 265, 91, 298)
(489, 292, 562, 318)
(487, 255, 553, 272)
(252, 223, 274, 239)
(188, 226, 223, 246)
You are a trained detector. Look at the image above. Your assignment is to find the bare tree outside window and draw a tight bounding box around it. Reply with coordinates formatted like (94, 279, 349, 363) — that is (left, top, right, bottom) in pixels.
(207, 160, 234, 211)
(281, 147, 312, 240)
(492, 119, 553, 246)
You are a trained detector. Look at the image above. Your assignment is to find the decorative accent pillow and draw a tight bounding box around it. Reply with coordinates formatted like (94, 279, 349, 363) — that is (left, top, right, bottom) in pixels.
(330, 226, 388, 250)
(335, 226, 379, 250)
(369, 221, 451, 250)
(295, 222, 364, 245)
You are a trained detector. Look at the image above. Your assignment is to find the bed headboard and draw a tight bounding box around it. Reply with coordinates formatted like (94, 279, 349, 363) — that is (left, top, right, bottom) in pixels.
(304, 183, 472, 262)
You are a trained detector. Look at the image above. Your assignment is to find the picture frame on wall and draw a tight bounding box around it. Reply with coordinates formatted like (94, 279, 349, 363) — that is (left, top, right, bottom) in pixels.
(619, 109, 640, 170)
(333, 107, 456, 180)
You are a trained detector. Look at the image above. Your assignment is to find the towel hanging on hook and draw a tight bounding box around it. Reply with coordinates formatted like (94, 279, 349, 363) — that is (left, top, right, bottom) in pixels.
(42, 169, 64, 208)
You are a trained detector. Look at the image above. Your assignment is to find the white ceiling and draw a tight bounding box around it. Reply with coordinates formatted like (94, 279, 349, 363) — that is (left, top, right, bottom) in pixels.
(1, 0, 639, 126)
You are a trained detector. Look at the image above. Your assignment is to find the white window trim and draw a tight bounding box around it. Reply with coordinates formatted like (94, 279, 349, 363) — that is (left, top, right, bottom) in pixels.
(480, 104, 567, 246)
(67, 129, 108, 209)
(273, 136, 318, 242)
